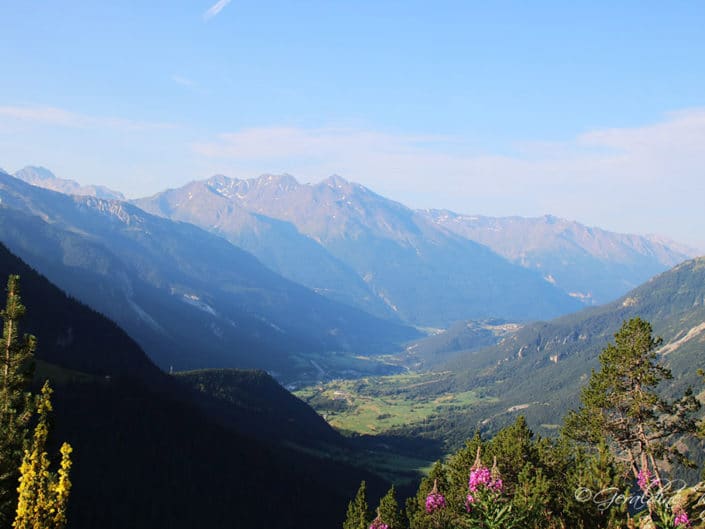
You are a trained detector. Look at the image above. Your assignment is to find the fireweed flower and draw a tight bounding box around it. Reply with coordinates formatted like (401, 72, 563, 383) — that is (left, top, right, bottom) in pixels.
(425, 479, 446, 514)
(488, 478, 503, 492)
(465, 493, 475, 512)
(468, 453, 503, 493)
(489, 457, 503, 492)
(468, 467, 492, 491)
(637, 468, 652, 491)
(674, 510, 692, 528)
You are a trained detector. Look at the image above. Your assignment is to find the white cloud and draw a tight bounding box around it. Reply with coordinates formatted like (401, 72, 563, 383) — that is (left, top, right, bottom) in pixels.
(203, 0, 232, 20)
(192, 109, 705, 250)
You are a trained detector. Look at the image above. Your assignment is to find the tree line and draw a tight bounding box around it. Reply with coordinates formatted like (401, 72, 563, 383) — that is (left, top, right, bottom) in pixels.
(344, 318, 705, 529)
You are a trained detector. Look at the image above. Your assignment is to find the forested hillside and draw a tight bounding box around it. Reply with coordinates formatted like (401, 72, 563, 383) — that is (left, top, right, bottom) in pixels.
(304, 258, 705, 453)
(408, 258, 705, 447)
(0, 243, 391, 529)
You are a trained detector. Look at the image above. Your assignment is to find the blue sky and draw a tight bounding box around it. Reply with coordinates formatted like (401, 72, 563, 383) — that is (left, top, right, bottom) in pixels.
(1, 1, 704, 249)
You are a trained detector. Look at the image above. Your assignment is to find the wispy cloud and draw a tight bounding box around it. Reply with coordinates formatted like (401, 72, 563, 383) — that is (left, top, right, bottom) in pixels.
(0, 105, 174, 131)
(193, 127, 450, 160)
(3, 101, 703, 249)
(0, 105, 83, 127)
(203, 0, 232, 21)
(192, 109, 705, 249)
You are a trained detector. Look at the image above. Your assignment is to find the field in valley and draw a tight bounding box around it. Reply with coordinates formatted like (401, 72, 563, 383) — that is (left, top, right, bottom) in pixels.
(295, 372, 494, 436)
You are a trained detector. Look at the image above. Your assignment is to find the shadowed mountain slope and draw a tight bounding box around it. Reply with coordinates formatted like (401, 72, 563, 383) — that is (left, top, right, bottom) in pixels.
(0, 242, 390, 529)
(0, 170, 418, 381)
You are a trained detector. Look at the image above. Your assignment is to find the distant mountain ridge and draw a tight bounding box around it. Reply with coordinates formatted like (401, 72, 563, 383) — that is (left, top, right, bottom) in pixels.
(422, 210, 695, 304)
(0, 169, 418, 382)
(15, 166, 694, 324)
(134, 174, 396, 319)
(135, 173, 582, 326)
(14, 165, 125, 200)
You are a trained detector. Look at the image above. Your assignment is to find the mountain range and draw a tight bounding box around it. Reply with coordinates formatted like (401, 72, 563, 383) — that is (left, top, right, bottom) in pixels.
(134, 173, 586, 325)
(132, 172, 695, 324)
(6, 165, 700, 384)
(13, 166, 694, 329)
(421, 209, 694, 304)
(0, 169, 417, 383)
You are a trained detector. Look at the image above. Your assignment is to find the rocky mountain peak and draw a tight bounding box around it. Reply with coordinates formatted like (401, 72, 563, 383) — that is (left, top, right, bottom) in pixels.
(205, 173, 301, 201)
(255, 173, 300, 190)
(15, 165, 57, 181)
(322, 174, 350, 188)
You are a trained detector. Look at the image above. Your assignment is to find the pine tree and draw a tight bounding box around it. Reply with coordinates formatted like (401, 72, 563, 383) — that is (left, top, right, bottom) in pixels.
(406, 462, 447, 529)
(564, 317, 700, 481)
(377, 485, 406, 529)
(486, 416, 536, 492)
(0, 275, 36, 525)
(343, 480, 370, 529)
(565, 440, 627, 529)
(13, 381, 72, 529)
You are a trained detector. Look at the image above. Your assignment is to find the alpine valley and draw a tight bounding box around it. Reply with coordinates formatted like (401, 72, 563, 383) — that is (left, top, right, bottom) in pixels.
(1, 165, 703, 529)
(6, 6, 705, 528)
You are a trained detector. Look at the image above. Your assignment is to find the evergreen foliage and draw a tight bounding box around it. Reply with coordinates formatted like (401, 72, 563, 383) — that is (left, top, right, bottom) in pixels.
(0, 275, 36, 525)
(13, 382, 72, 529)
(344, 417, 648, 529)
(343, 481, 370, 529)
(564, 318, 701, 479)
(352, 318, 703, 528)
(376, 486, 406, 529)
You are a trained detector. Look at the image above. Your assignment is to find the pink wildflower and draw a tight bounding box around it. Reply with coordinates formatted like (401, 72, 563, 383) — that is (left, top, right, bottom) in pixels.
(425, 479, 446, 514)
(469, 463, 503, 493)
(674, 511, 691, 527)
(425, 493, 446, 513)
(465, 493, 475, 512)
(637, 468, 652, 491)
(489, 478, 503, 492)
(468, 467, 492, 491)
